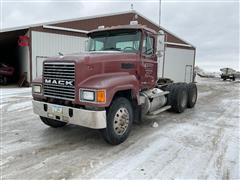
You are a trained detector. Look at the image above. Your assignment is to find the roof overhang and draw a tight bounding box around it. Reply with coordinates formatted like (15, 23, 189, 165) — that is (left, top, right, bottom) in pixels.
(0, 10, 195, 49)
(42, 25, 89, 34)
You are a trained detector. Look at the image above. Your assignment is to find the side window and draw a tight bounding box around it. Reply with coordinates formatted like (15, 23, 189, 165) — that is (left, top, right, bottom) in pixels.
(89, 38, 104, 51)
(142, 34, 154, 56)
(95, 41, 104, 50)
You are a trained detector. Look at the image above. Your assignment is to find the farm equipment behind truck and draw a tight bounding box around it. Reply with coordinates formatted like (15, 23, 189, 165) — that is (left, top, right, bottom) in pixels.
(32, 22, 198, 145)
(220, 68, 240, 81)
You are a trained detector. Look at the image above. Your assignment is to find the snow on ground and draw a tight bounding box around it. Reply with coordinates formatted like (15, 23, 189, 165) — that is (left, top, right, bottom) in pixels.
(0, 87, 32, 111)
(1, 77, 239, 179)
(6, 101, 33, 112)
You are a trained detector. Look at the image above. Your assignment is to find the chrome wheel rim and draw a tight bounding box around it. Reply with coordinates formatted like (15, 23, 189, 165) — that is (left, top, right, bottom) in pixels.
(113, 107, 129, 136)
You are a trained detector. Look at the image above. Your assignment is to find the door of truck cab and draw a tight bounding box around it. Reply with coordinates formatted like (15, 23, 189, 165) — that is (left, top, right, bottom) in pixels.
(140, 32, 157, 89)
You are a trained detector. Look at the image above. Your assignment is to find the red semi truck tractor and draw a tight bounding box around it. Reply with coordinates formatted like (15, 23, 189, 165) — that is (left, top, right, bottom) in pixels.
(32, 23, 197, 145)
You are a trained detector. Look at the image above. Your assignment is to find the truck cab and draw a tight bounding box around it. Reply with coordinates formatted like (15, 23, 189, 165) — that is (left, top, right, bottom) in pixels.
(32, 24, 198, 145)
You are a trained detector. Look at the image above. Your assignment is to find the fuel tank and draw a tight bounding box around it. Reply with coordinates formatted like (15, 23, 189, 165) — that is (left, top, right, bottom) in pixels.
(141, 88, 167, 115)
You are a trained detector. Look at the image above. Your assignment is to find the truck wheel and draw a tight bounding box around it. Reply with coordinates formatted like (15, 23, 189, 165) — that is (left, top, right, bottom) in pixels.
(187, 83, 198, 108)
(165, 83, 175, 107)
(167, 84, 188, 113)
(3, 76, 7, 85)
(40, 116, 67, 128)
(101, 97, 133, 145)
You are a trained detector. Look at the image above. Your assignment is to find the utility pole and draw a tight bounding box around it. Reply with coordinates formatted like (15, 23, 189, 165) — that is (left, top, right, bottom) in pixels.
(159, 0, 161, 26)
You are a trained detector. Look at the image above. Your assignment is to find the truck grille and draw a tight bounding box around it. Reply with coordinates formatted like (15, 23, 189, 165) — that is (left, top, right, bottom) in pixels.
(43, 62, 75, 101)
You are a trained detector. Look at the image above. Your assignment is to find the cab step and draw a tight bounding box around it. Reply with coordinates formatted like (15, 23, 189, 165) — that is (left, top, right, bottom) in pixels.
(148, 105, 171, 116)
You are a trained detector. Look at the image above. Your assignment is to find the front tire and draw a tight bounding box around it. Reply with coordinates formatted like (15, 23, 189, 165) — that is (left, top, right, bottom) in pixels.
(40, 116, 67, 128)
(101, 97, 133, 145)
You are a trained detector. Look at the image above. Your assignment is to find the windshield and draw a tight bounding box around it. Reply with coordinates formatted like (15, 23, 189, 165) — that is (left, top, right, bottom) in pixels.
(87, 29, 141, 53)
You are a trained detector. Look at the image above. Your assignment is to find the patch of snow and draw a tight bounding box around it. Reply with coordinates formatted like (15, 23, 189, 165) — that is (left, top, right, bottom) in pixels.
(198, 91, 212, 98)
(1, 156, 15, 166)
(7, 101, 32, 112)
(152, 122, 159, 128)
(0, 88, 31, 103)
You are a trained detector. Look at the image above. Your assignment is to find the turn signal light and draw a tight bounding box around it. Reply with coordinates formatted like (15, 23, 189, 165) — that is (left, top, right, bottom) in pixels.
(96, 90, 106, 103)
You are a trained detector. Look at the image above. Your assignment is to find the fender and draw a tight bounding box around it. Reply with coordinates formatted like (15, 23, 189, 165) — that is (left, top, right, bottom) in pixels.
(32, 76, 42, 84)
(77, 72, 140, 107)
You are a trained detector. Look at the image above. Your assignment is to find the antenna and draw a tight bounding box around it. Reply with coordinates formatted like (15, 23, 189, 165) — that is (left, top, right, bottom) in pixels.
(159, 0, 161, 26)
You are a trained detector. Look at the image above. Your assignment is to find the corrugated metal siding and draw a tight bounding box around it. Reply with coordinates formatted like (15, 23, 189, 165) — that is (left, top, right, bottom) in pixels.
(164, 47, 195, 83)
(31, 31, 87, 79)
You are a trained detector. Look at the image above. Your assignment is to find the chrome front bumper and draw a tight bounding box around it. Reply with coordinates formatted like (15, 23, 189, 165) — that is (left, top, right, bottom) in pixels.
(32, 100, 106, 129)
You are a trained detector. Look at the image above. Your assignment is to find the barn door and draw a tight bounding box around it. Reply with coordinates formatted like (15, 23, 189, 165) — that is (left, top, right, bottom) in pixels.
(36, 56, 48, 77)
(185, 65, 192, 83)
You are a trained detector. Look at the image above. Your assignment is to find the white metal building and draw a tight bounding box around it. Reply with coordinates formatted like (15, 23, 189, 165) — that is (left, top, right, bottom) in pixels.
(0, 10, 195, 85)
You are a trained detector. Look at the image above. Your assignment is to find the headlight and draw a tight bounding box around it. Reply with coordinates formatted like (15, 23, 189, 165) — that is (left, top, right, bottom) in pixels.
(32, 85, 42, 93)
(81, 90, 95, 101)
(80, 89, 106, 103)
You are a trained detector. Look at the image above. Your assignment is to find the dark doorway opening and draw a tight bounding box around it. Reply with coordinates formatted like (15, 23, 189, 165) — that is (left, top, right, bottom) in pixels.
(0, 29, 29, 85)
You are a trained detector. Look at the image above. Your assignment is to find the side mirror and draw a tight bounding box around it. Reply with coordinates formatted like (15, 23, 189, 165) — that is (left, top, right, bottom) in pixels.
(156, 50, 164, 57)
(157, 30, 165, 52)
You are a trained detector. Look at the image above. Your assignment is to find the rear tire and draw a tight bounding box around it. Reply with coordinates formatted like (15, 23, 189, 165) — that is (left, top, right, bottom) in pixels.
(187, 83, 197, 108)
(166, 83, 188, 113)
(165, 83, 175, 107)
(40, 116, 67, 128)
(101, 97, 133, 145)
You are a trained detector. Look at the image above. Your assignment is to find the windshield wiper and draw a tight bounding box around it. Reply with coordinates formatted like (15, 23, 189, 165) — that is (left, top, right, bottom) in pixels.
(103, 47, 121, 51)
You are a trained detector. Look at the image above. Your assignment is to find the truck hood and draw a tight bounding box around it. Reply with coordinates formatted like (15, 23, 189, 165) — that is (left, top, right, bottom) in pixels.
(44, 51, 139, 88)
(45, 51, 137, 63)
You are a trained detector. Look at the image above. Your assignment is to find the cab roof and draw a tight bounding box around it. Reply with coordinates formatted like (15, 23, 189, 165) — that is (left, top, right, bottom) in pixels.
(87, 24, 157, 35)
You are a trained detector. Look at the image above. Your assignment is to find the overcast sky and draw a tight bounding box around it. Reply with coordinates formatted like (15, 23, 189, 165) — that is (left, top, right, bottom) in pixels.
(1, 0, 239, 72)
